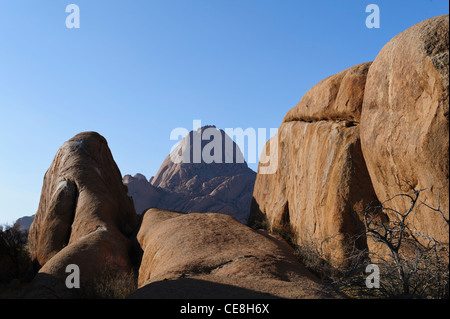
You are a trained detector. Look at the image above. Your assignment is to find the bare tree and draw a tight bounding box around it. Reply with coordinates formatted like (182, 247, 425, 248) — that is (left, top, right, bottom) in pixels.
(333, 181, 449, 299)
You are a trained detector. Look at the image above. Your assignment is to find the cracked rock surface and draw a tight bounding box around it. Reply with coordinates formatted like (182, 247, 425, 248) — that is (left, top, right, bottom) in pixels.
(249, 63, 379, 267)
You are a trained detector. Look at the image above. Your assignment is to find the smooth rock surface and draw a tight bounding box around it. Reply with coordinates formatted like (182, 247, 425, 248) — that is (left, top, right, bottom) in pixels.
(25, 132, 138, 298)
(361, 15, 449, 242)
(249, 63, 378, 266)
(131, 208, 333, 299)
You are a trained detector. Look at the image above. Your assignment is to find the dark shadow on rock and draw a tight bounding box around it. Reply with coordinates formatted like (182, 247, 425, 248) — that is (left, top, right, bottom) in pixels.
(128, 213, 144, 276)
(127, 278, 283, 299)
(19, 272, 84, 299)
(247, 197, 268, 229)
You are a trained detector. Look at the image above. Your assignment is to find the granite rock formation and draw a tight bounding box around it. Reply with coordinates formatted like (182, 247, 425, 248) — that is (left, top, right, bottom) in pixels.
(249, 63, 378, 267)
(129, 208, 332, 299)
(24, 132, 139, 298)
(360, 15, 449, 243)
(249, 15, 449, 267)
(124, 126, 256, 223)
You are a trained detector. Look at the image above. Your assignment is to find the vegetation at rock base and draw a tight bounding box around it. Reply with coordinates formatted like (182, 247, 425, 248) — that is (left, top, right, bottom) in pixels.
(84, 268, 138, 299)
(253, 182, 449, 299)
(0, 224, 34, 297)
(338, 182, 449, 299)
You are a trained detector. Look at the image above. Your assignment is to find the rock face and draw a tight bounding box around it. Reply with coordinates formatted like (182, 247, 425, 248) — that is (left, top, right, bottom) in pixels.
(250, 16, 449, 267)
(124, 126, 256, 223)
(25, 132, 138, 298)
(361, 15, 449, 243)
(249, 62, 379, 267)
(129, 208, 332, 299)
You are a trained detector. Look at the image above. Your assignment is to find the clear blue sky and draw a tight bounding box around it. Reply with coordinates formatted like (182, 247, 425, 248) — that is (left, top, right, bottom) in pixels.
(0, 0, 448, 225)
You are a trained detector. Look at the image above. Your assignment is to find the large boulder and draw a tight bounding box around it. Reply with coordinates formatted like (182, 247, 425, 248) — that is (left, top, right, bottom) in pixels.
(25, 132, 139, 298)
(249, 62, 379, 267)
(360, 15, 449, 243)
(129, 208, 331, 299)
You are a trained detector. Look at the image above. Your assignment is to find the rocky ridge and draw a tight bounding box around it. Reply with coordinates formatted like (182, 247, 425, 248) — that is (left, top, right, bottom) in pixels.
(123, 126, 256, 223)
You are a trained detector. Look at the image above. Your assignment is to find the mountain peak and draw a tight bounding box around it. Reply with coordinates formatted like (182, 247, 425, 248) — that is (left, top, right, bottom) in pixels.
(124, 126, 256, 223)
(151, 126, 252, 192)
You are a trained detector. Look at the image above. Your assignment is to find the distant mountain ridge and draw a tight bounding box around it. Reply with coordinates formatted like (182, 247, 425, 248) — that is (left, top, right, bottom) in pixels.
(14, 215, 34, 231)
(124, 126, 256, 223)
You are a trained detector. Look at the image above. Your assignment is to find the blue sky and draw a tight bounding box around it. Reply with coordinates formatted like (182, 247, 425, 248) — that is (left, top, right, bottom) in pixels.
(0, 0, 448, 225)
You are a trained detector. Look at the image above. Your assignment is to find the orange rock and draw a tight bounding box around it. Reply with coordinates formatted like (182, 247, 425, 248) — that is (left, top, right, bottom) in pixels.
(284, 62, 371, 123)
(25, 132, 139, 298)
(361, 15, 449, 243)
(28, 132, 138, 267)
(132, 208, 331, 299)
(249, 63, 378, 267)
